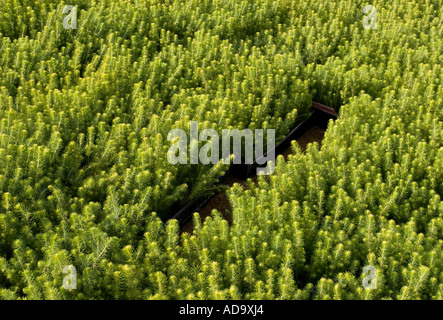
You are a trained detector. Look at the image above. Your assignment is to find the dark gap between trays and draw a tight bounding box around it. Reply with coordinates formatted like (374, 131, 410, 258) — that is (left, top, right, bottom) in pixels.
(170, 102, 338, 230)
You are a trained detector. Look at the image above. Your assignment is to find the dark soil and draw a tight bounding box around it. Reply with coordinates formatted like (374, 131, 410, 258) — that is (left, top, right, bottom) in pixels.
(180, 125, 327, 234)
(282, 125, 325, 158)
(180, 178, 247, 234)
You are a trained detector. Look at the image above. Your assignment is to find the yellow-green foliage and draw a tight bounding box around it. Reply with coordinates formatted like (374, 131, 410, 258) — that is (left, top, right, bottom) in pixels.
(0, 0, 442, 299)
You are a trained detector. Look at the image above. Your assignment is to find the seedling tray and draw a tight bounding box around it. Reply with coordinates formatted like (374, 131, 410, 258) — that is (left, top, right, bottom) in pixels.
(168, 165, 236, 226)
(227, 102, 337, 180)
(170, 102, 338, 227)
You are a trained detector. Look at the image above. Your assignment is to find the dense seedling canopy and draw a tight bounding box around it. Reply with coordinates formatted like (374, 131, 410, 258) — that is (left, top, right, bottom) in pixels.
(0, 0, 442, 299)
